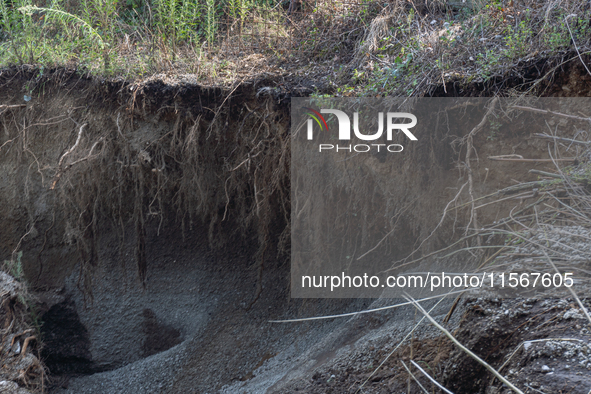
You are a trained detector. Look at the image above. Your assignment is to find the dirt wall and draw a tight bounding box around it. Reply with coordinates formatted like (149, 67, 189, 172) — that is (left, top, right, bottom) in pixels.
(2, 63, 591, 393)
(0, 67, 291, 292)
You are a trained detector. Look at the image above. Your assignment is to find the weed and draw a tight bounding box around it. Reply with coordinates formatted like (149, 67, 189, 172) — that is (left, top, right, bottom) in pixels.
(1, 0, 590, 92)
(18, 4, 108, 67)
(5, 259, 43, 335)
(475, 49, 502, 80)
(487, 119, 501, 141)
(504, 20, 533, 59)
(205, 0, 217, 46)
(4, 251, 24, 281)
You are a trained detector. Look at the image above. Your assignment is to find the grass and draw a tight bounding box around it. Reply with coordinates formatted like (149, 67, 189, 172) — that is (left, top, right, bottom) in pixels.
(0, 0, 301, 79)
(3, 250, 24, 281)
(1, 1, 590, 93)
(340, 1, 591, 96)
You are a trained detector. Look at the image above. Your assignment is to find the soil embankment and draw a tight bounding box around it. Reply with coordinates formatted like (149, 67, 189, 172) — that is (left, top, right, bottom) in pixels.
(1, 64, 591, 393)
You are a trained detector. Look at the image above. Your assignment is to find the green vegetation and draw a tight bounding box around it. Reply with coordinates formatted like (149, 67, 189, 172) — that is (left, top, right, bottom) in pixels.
(2, 250, 44, 350)
(3, 250, 24, 281)
(339, 1, 591, 96)
(0, 1, 590, 91)
(0, 0, 294, 78)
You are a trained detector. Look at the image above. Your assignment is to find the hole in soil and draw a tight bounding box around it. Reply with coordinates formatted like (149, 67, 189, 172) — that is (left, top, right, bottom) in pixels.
(41, 299, 93, 375)
(41, 301, 184, 379)
(142, 308, 182, 357)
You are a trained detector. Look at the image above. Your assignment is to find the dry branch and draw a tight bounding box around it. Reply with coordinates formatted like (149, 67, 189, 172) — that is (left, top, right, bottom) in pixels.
(499, 181, 552, 195)
(410, 360, 454, 394)
(533, 133, 591, 147)
(353, 293, 456, 394)
(512, 106, 591, 123)
(0, 104, 27, 109)
(542, 250, 591, 324)
(488, 156, 576, 163)
(404, 294, 525, 394)
(400, 360, 429, 394)
(565, 14, 591, 77)
(529, 169, 563, 179)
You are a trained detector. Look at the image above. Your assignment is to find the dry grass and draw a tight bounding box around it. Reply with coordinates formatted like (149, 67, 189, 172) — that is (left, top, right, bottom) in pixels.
(395, 99, 591, 305)
(343, 0, 591, 96)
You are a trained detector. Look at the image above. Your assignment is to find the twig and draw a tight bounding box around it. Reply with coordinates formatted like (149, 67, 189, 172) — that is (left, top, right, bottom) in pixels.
(512, 106, 591, 123)
(410, 360, 454, 394)
(399, 182, 467, 262)
(533, 133, 590, 146)
(444, 246, 507, 324)
(475, 191, 538, 210)
(403, 294, 525, 394)
(525, 384, 550, 394)
(542, 250, 591, 324)
(488, 156, 576, 162)
(353, 291, 455, 393)
(0, 104, 27, 109)
(463, 97, 498, 236)
(269, 289, 466, 323)
(400, 360, 429, 394)
(357, 197, 419, 261)
(0, 137, 18, 152)
(565, 14, 591, 77)
(529, 169, 563, 179)
(499, 181, 553, 195)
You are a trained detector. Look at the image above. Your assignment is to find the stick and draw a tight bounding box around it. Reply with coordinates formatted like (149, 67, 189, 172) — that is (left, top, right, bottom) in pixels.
(410, 360, 454, 394)
(463, 98, 498, 236)
(512, 106, 591, 123)
(565, 14, 591, 77)
(403, 294, 525, 394)
(353, 291, 456, 393)
(400, 360, 430, 394)
(499, 181, 553, 195)
(0, 104, 27, 109)
(269, 289, 467, 323)
(533, 133, 590, 146)
(529, 169, 563, 179)
(542, 250, 591, 324)
(488, 156, 576, 163)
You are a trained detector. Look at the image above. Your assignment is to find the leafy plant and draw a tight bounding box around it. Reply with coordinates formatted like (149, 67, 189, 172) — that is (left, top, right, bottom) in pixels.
(18, 4, 110, 67)
(504, 20, 533, 59)
(205, 0, 217, 46)
(229, 0, 249, 30)
(20, 5, 105, 48)
(476, 49, 502, 80)
(5, 251, 24, 281)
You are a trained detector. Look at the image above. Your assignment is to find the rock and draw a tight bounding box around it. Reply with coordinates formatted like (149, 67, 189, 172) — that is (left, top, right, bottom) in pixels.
(0, 381, 33, 394)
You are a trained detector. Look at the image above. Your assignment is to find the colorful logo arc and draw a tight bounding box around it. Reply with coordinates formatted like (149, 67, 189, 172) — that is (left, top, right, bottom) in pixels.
(304, 107, 329, 132)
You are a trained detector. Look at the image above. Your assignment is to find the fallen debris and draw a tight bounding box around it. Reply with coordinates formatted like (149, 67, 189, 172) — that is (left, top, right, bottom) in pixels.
(0, 272, 45, 393)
